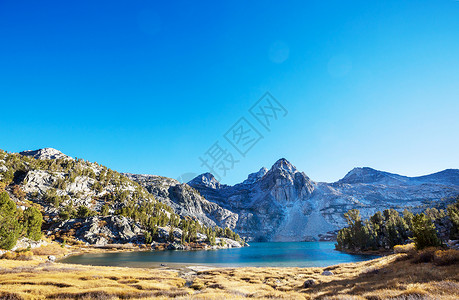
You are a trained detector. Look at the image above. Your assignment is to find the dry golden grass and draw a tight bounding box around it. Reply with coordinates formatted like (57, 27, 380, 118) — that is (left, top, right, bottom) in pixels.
(31, 244, 68, 256)
(0, 250, 458, 299)
(0, 260, 188, 299)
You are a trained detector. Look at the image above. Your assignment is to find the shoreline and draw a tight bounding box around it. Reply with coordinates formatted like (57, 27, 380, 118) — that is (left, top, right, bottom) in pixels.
(336, 247, 393, 256)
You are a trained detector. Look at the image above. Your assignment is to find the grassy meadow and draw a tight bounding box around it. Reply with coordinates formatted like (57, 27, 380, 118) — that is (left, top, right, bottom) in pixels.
(0, 245, 458, 299)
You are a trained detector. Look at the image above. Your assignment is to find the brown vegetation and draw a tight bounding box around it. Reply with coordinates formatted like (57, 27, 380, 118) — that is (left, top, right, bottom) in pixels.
(0, 249, 457, 299)
(31, 244, 68, 256)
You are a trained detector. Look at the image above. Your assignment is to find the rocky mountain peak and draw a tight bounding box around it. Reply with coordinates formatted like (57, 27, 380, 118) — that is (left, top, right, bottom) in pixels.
(339, 167, 380, 183)
(188, 172, 222, 189)
(19, 148, 72, 160)
(270, 158, 297, 174)
(338, 167, 405, 184)
(242, 167, 268, 185)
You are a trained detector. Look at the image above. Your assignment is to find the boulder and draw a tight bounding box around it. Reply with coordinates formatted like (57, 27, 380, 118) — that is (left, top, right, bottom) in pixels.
(50, 216, 143, 246)
(321, 270, 334, 276)
(303, 279, 316, 288)
(167, 242, 188, 250)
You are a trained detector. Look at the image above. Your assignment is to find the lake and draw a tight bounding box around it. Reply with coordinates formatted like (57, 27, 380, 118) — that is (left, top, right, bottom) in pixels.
(61, 242, 379, 268)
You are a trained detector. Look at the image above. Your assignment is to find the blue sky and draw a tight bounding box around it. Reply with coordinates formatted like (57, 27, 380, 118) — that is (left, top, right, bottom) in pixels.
(1, 0, 458, 184)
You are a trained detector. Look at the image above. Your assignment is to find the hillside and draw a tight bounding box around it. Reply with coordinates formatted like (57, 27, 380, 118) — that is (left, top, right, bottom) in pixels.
(0, 148, 242, 250)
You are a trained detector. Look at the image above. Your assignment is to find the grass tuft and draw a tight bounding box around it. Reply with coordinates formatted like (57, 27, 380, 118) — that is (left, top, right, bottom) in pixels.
(0, 291, 24, 300)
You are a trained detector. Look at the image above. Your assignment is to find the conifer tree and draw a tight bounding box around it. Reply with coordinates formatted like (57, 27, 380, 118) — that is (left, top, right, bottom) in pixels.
(0, 192, 21, 250)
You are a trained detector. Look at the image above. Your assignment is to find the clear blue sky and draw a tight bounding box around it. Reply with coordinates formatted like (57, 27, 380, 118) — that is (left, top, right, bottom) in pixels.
(1, 1, 458, 184)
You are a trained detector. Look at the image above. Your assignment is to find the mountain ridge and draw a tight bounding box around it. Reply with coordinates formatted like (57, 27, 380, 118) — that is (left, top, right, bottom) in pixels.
(188, 158, 459, 242)
(190, 160, 459, 188)
(6, 148, 458, 243)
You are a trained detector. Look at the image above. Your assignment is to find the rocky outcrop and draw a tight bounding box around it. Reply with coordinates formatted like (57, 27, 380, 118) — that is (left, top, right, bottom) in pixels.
(50, 216, 144, 245)
(12, 238, 48, 251)
(189, 159, 459, 242)
(20, 148, 72, 160)
(242, 167, 268, 185)
(124, 173, 238, 229)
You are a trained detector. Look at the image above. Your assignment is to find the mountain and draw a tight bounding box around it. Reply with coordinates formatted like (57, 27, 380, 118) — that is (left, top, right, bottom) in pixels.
(3, 147, 458, 244)
(0, 148, 242, 248)
(188, 159, 459, 242)
(123, 173, 238, 229)
(20, 148, 72, 160)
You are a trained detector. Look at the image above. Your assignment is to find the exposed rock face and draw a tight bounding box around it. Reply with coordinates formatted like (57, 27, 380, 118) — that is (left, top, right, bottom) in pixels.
(124, 174, 238, 229)
(188, 159, 459, 242)
(217, 238, 242, 248)
(242, 167, 268, 185)
(189, 159, 318, 241)
(189, 173, 223, 190)
(50, 216, 143, 245)
(20, 148, 72, 160)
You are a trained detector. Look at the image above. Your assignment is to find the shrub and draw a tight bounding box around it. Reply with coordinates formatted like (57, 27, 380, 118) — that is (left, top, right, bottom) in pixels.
(412, 247, 437, 263)
(77, 206, 96, 218)
(433, 249, 459, 266)
(100, 204, 110, 216)
(1, 251, 17, 260)
(144, 231, 153, 244)
(59, 203, 77, 220)
(1, 250, 33, 261)
(43, 188, 62, 207)
(190, 280, 205, 290)
(12, 185, 26, 201)
(394, 243, 415, 254)
(15, 251, 33, 261)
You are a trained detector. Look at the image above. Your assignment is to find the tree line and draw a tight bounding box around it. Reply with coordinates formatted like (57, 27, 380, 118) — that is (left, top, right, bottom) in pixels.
(336, 197, 459, 251)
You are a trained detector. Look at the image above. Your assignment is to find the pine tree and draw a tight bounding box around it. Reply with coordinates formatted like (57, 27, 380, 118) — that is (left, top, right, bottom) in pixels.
(0, 192, 21, 250)
(411, 213, 441, 249)
(23, 207, 43, 241)
(447, 198, 459, 239)
(168, 226, 175, 242)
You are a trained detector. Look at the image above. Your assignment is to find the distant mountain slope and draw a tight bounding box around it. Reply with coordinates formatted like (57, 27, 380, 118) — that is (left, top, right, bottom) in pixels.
(188, 160, 459, 242)
(124, 173, 238, 229)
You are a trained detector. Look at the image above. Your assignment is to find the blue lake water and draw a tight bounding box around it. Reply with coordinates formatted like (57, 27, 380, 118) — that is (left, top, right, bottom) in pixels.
(61, 242, 379, 268)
